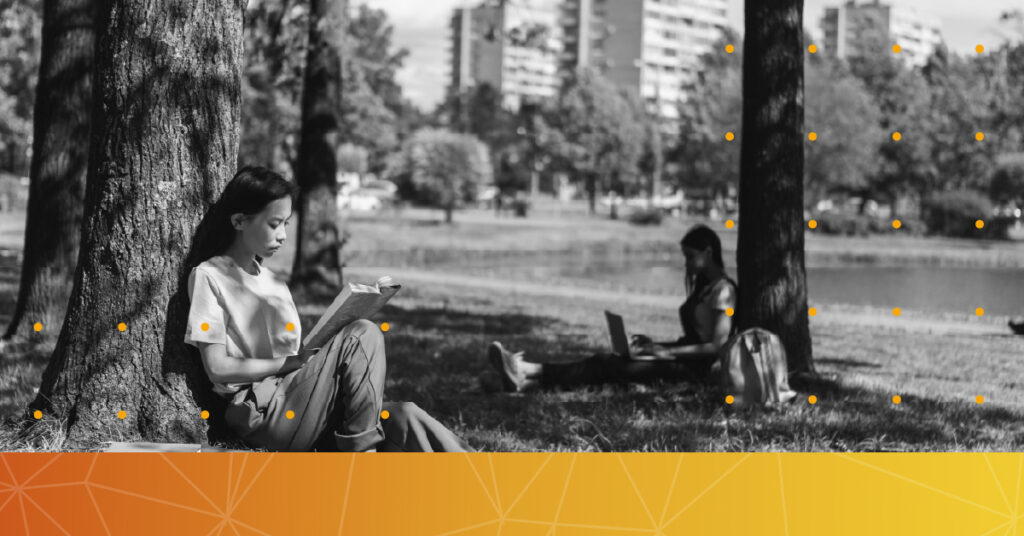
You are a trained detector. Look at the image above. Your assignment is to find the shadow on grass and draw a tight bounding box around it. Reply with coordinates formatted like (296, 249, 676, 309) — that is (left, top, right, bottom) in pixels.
(325, 295, 1024, 452)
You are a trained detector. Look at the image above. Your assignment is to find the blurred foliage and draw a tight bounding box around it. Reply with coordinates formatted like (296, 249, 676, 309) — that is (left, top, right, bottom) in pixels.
(239, 1, 415, 178)
(538, 69, 646, 203)
(0, 0, 41, 174)
(386, 128, 492, 221)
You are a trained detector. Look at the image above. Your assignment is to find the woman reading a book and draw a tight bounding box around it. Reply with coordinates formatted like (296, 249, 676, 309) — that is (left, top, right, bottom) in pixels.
(184, 166, 472, 452)
(483, 225, 737, 392)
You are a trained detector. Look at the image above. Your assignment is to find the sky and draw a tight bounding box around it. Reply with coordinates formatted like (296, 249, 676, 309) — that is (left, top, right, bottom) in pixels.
(362, 0, 1023, 111)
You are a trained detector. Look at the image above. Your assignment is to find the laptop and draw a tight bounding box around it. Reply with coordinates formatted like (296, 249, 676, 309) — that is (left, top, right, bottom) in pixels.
(604, 311, 661, 361)
(604, 311, 631, 358)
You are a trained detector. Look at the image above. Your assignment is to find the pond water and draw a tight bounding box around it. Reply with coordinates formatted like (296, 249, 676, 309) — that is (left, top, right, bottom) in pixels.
(495, 260, 1024, 316)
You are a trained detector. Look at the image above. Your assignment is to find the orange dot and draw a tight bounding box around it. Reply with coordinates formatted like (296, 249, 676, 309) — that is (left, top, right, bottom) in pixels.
(976, 44, 984, 54)
(381, 323, 390, 332)
(200, 322, 210, 332)
(976, 395, 985, 404)
(381, 410, 390, 420)
(725, 44, 735, 53)
(808, 219, 818, 229)
(117, 411, 127, 420)
(892, 44, 901, 53)
(892, 219, 902, 229)
(975, 307, 985, 317)
(724, 308, 735, 317)
(725, 132, 735, 141)
(117, 322, 127, 332)
(725, 219, 735, 229)
(201, 410, 210, 420)
(808, 44, 818, 54)
(892, 307, 902, 317)
(975, 132, 985, 141)
(892, 131, 902, 141)
(808, 132, 818, 141)
(725, 395, 735, 405)
(892, 395, 902, 405)
(808, 395, 818, 405)
(33, 410, 42, 420)
(975, 219, 985, 229)
(285, 410, 295, 420)
(809, 307, 818, 317)
(33, 322, 42, 332)
(285, 322, 295, 332)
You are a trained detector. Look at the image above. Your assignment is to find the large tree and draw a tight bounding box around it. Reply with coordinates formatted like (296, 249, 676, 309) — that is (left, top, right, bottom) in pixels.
(736, 0, 814, 374)
(30, 0, 245, 444)
(542, 69, 645, 215)
(3, 0, 93, 345)
(289, 0, 346, 292)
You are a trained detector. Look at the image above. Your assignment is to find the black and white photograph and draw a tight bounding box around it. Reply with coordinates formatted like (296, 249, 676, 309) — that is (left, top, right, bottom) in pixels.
(1, 0, 1023, 453)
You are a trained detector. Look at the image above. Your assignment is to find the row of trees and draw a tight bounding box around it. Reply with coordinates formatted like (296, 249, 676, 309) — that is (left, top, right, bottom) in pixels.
(438, 16, 1024, 235)
(681, 25, 1024, 226)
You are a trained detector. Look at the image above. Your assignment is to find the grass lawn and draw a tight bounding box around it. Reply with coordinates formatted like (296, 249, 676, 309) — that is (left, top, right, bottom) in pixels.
(2, 205, 1024, 451)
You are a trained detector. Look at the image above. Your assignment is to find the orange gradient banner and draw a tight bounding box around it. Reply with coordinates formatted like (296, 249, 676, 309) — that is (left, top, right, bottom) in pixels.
(0, 452, 1020, 535)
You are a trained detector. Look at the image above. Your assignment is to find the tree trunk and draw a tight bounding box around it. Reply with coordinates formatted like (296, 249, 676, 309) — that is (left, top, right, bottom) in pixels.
(3, 0, 94, 345)
(30, 0, 245, 445)
(445, 204, 454, 224)
(736, 0, 814, 374)
(290, 0, 346, 293)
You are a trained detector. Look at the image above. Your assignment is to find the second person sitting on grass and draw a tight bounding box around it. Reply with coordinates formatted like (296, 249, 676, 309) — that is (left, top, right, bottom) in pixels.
(482, 224, 737, 392)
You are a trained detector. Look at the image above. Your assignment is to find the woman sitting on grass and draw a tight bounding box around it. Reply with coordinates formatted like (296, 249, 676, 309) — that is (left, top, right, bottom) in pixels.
(482, 224, 737, 392)
(185, 165, 472, 452)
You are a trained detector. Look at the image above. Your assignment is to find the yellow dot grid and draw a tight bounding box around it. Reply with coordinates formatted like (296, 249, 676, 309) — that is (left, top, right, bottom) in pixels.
(713, 393, 990, 405)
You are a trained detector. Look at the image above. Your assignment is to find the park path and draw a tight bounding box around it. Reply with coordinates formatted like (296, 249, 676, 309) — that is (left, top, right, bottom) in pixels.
(346, 267, 1009, 337)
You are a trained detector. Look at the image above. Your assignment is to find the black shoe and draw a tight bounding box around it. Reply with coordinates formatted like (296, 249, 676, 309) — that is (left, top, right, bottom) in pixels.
(488, 342, 525, 392)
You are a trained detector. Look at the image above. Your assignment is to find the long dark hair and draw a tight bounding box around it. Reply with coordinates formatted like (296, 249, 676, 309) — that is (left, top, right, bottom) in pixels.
(680, 224, 727, 296)
(185, 166, 297, 272)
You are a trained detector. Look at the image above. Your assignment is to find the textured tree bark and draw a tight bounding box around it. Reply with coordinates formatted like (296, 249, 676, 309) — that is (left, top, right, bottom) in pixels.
(30, 0, 245, 445)
(3, 0, 94, 345)
(290, 0, 346, 293)
(736, 0, 815, 373)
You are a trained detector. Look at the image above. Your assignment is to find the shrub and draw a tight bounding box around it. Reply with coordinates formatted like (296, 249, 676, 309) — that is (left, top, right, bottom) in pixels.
(922, 190, 997, 239)
(817, 212, 870, 236)
(628, 207, 664, 226)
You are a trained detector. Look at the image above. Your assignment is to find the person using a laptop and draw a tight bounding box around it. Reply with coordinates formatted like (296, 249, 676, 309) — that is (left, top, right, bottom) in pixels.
(482, 225, 737, 392)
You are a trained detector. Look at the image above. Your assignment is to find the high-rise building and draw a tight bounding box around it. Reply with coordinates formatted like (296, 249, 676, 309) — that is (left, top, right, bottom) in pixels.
(449, 1, 563, 111)
(560, 0, 729, 119)
(821, 0, 942, 67)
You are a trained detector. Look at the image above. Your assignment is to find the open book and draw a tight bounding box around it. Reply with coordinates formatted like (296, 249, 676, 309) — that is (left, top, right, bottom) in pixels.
(302, 276, 401, 351)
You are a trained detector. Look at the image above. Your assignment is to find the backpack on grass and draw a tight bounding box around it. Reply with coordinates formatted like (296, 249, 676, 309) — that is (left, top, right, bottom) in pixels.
(719, 327, 797, 408)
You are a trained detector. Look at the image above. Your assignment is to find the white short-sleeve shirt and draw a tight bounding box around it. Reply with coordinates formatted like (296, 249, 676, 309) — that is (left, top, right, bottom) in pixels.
(184, 254, 302, 397)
